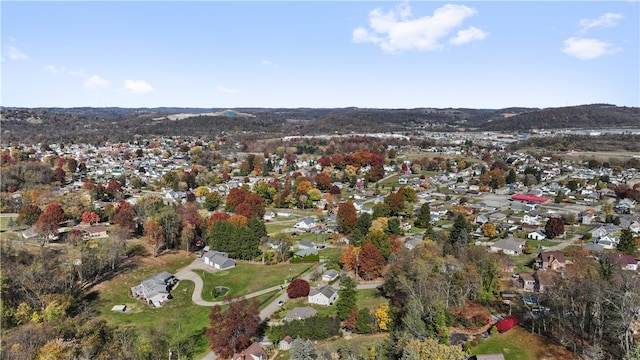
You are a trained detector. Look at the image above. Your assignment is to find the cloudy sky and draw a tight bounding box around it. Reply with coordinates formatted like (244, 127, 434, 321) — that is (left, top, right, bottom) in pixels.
(2, 1, 638, 109)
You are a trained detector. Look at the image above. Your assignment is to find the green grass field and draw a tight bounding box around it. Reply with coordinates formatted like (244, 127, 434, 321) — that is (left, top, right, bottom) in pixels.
(471, 326, 578, 360)
(199, 262, 312, 301)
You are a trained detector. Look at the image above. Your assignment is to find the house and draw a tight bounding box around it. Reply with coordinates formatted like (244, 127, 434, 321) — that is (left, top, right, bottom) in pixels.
(535, 251, 566, 271)
(404, 236, 423, 250)
(522, 214, 540, 226)
(475, 214, 489, 225)
(81, 225, 108, 239)
(527, 230, 546, 241)
(263, 211, 275, 221)
(203, 251, 236, 270)
(490, 237, 525, 256)
(322, 269, 340, 282)
(284, 307, 318, 322)
(232, 342, 268, 360)
(130, 271, 177, 308)
(279, 336, 293, 351)
(630, 221, 640, 235)
(607, 254, 639, 271)
(519, 273, 535, 292)
(297, 240, 317, 250)
(308, 285, 338, 306)
(294, 218, 317, 232)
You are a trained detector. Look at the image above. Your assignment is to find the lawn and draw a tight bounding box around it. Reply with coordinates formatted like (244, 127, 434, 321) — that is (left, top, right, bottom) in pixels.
(356, 288, 388, 310)
(471, 326, 579, 360)
(525, 239, 559, 249)
(199, 262, 314, 301)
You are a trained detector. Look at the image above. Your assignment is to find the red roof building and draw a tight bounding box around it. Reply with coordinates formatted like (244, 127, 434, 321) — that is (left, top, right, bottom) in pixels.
(511, 193, 549, 203)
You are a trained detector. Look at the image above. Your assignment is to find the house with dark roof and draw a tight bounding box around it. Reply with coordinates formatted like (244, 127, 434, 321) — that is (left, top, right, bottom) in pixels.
(131, 271, 177, 307)
(232, 342, 267, 360)
(203, 251, 236, 270)
(308, 285, 338, 306)
(607, 254, 639, 271)
(519, 273, 535, 292)
(535, 251, 566, 271)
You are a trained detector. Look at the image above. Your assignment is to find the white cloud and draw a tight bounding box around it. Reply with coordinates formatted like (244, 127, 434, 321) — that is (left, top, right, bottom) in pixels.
(450, 26, 488, 45)
(44, 65, 85, 77)
(352, 3, 486, 53)
(84, 75, 110, 89)
(217, 85, 237, 93)
(579, 13, 623, 33)
(8, 45, 28, 60)
(562, 37, 618, 60)
(124, 79, 154, 94)
(262, 59, 279, 67)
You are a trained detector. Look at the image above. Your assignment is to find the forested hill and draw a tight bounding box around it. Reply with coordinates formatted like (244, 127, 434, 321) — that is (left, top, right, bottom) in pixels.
(483, 104, 640, 131)
(1, 104, 638, 145)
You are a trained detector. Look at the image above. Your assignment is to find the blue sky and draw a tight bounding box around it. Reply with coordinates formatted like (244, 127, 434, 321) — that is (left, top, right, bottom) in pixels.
(2, 1, 638, 109)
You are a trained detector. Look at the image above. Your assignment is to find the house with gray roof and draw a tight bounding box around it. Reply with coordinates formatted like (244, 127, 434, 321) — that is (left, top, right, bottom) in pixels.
(284, 307, 318, 322)
(322, 269, 340, 282)
(131, 271, 177, 307)
(308, 285, 338, 306)
(490, 237, 525, 256)
(203, 251, 236, 270)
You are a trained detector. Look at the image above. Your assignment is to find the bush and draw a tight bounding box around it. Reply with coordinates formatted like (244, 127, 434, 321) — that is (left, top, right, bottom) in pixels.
(471, 313, 491, 328)
(290, 254, 320, 263)
(489, 325, 498, 335)
(495, 316, 520, 333)
(287, 278, 310, 298)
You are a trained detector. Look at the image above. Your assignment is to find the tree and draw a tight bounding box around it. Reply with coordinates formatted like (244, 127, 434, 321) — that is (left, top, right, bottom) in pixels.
(358, 243, 385, 280)
(344, 306, 358, 331)
(545, 217, 565, 239)
(287, 279, 311, 298)
(340, 245, 359, 272)
(290, 337, 316, 360)
(35, 203, 66, 242)
(206, 297, 261, 359)
(414, 202, 432, 234)
(144, 220, 164, 258)
(16, 204, 42, 226)
(113, 201, 136, 234)
(337, 201, 357, 234)
(374, 304, 391, 331)
(53, 167, 66, 184)
(506, 168, 517, 184)
(355, 307, 373, 334)
(336, 277, 357, 320)
(81, 211, 100, 225)
(225, 188, 247, 212)
(481, 222, 497, 238)
(617, 228, 638, 256)
(355, 212, 372, 236)
(444, 214, 470, 258)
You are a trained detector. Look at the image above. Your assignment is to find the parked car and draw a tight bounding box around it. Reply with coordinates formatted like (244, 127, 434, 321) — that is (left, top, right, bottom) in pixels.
(277, 300, 285, 306)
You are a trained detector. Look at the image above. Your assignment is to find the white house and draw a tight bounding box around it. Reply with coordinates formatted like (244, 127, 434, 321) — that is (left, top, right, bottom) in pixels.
(489, 237, 526, 256)
(131, 271, 178, 308)
(294, 218, 317, 232)
(322, 269, 340, 282)
(522, 214, 541, 226)
(308, 285, 338, 306)
(203, 251, 236, 270)
(527, 230, 546, 241)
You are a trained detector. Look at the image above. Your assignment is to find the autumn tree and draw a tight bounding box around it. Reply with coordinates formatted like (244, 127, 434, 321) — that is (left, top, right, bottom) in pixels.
(287, 279, 311, 298)
(16, 204, 42, 226)
(81, 211, 100, 225)
(358, 243, 385, 280)
(337, 201, 357, 234)
(545, 217, 565, 239)
(206, 297, 261, 359)
(400, 338, 467, 360)
(344, 306, 358, 331)
(340, 245, 360, 272)
(35, 203, 66, 242)
(225, 187, 247, 212)
(113, 201, 136, 234)
(144, 220, 164, 258)
(374, 304, 391, 331)
(481, 222, 497, 238)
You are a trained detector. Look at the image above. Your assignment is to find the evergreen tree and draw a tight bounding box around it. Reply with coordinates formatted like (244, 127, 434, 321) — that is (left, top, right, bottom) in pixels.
(414, 202, 433, 235)
(355, 307, 373, 334)
(617, 228, 638, 256)
(506, 168, 517, 184)
(355, 212, 372, 236)
(348, 228, 364, 247)
(336, 277, 358, 320)
(444, 214, 471, 258)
